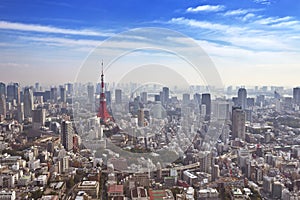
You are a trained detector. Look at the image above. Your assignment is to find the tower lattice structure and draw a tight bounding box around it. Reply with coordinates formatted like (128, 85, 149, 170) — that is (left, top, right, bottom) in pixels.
(97, 61, 113, 123)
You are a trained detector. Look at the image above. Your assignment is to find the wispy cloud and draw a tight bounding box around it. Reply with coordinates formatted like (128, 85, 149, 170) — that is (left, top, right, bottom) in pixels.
(223, 9, 249, 16)
(253, 0, 272, 5)
(255, 16, 293, 25)
(186, 5, 225, 13)
(0, 62, 29, 68)
(169, 15, 300, 52)
(223, 8, 262, 16)
(241, 13, 256, 22)
(0, 20, 113, 37)
(20, 36, 100, 47)
(170, 17, 245, 34)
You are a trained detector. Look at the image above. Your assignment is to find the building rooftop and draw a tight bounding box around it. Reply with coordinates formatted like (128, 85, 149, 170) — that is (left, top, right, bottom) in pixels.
(108, 185, 123, 194)
(81, 181, 97, 186)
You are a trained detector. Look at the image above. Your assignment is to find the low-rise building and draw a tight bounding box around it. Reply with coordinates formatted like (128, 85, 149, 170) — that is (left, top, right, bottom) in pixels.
(75, 181, 99, 199)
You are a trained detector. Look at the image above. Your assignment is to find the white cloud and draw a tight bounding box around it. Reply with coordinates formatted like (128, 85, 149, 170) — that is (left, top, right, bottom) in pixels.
(223, 9, 249, 16)
(270, 20, 299, 28)
(255, 16, 293, 25)
(20, 36, 100, 47)
(253, 0, 272, 5)
(0, 20, 113, 37)
(186, 5, 225, 13)
(241, 13, 256, 21)
(169, 15, 300, 53)
(170, 17, 245, 34)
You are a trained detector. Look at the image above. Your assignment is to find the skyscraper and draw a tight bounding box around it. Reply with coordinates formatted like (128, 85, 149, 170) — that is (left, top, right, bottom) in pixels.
(7, 83, 20, 104)
(193, 93, 201, 105)
(61, 121, 74, 151)
(60, 86, 66, 103)
(66, 83, 74, 96)
(17, 103, 24, 122)
(162, 87, 169, 106)
(293, 87, 300, 105)
(232, 107, 246, 140)
(50, 87, 58, 103)
(201, 93, 211, 120)
(0, 94, 6, 120)
(115, 89, 122, 104)
(0, 82, 6, 97)
(87, 84, 95, 104)
(237, 88, 247, 110)
(23, 87, 33, 118)
(32, 108, 46, 130)
(182, 93, 190, 105)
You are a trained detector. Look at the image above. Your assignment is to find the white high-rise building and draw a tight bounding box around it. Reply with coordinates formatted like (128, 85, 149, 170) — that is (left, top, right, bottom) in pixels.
(237, 88, 247, 110)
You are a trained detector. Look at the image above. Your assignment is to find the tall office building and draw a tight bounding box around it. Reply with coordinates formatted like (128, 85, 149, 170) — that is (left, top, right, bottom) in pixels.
(66, 83, 74, 96)
(61, 121, 74, 151)
(17, 103, 24, 122)
(7, 83, 20, 104)
(115, 89, 122, 104)
(60, 86, 66, 103)
(0, 94, 6, 120)
(193, 93, 201, 105)
(162, 87, 169, 106)
(201, 93, 211, 120)
(50, 87, 58, 103)
(23, 87, 33, 118)
(0, 82, 6, 97)
(293, 87, 300, 105)
(182, 93, 190, 105)
(32, 108, 46, 130)
(237, 88, 247, 110)
(87, 84, 95, 104)
(232, 107, 246, 140)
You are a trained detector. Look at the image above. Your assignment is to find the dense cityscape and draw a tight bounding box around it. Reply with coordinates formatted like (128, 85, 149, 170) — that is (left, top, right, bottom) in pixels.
(1, 69, 300, 200)
(1, 1, 300, 200)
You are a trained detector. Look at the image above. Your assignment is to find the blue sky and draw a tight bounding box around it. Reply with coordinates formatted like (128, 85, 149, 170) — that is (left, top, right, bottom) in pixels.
(0, 0, 300, 87)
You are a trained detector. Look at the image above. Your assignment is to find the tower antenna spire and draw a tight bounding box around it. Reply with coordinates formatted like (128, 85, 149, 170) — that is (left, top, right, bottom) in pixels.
(101, 59, 104, 75)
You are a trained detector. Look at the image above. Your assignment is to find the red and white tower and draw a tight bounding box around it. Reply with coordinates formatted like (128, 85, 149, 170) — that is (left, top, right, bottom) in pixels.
(97, 61, 113, 123)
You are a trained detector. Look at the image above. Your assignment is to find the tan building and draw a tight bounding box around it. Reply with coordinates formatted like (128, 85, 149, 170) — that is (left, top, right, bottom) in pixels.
(74, 181, 99, 199)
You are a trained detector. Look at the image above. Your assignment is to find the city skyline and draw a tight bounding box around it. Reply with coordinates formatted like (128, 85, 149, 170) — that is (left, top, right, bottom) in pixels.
(1, 0, 300, 86)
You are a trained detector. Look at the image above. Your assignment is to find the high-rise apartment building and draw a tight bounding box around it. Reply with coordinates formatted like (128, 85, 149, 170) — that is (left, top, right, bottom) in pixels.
(61, 121, 74, 151)
(232, 107, 246, 140)
(32, 108, 46, 130)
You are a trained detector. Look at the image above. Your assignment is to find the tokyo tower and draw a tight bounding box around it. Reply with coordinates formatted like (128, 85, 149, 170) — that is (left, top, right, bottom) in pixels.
(97, 61, 113, 123)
